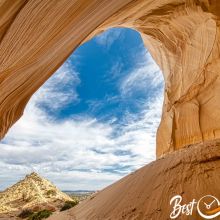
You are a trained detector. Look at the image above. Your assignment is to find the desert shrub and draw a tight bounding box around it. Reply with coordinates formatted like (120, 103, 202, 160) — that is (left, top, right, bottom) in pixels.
(18, 209, 34, 218)
(60, 200, 79, 211)
(46, 189, 56, 196)
(28, 209, 52, 220)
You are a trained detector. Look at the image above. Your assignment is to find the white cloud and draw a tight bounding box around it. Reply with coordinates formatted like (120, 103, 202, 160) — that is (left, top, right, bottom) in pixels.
(0, 38, 164, 191)
(95, 28, 122, 49)
(35, 60, 80, 111)
(120, 51, 163, 97)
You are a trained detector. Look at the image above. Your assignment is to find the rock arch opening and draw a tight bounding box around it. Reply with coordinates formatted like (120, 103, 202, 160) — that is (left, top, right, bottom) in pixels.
(0, 0, 220, 159)
(0, 27, 163, 190)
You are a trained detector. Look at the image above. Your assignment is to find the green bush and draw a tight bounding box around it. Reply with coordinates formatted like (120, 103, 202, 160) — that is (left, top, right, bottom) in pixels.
(28, 210, 52, 220)
(46, 189, 56, 196)
(18, 209, 34, 218)
(60, 200, 79, 211)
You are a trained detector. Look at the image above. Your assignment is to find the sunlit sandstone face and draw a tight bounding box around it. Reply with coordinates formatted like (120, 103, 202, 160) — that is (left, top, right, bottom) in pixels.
(0, 0, 220, 157)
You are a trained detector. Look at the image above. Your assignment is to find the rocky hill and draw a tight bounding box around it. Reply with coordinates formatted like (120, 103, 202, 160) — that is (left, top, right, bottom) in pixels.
(0, 172, 72, 214)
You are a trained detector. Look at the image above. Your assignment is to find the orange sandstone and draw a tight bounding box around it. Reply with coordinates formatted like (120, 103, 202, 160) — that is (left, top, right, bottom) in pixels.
(1, 1, 220, 219)
(0, 1, 220, 156)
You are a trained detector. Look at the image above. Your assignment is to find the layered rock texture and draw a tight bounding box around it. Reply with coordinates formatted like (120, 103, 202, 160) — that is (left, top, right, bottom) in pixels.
(0, 0, 220, 156)
(0, 172, 72, 214)
(1, 1, 220, 220)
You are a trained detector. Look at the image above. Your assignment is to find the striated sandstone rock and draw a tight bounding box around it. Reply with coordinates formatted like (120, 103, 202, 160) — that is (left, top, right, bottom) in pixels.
(1, 1, 220, 219)
(0, 1, 220, 156)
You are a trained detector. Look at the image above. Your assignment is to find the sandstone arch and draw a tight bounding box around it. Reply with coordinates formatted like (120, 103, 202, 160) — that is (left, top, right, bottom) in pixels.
(1, 1, 220, 219)
(0, 0, 220, 158)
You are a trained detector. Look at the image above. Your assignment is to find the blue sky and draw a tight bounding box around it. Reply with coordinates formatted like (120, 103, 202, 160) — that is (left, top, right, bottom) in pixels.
(0, 28, 164, 190)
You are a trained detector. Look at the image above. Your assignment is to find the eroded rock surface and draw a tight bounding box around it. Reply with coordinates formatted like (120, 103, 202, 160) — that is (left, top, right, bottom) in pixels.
(0, 172, 72, 214)
(0, 1, 220, 156)
(1, 1, 220, 219)
(48, 140, 220, 220)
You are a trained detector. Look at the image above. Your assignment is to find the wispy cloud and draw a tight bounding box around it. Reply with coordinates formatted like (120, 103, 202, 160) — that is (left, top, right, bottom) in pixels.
(0, 35, 164, 191)
(95, 28, 122, 49)
(36, 60, 80, 112)
(120, 51, 163, 97)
